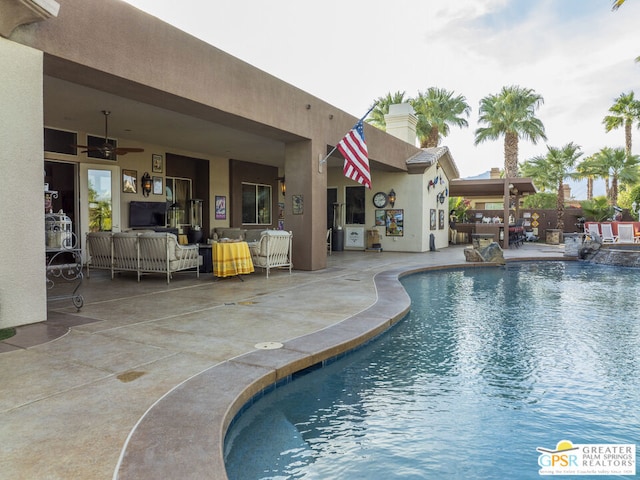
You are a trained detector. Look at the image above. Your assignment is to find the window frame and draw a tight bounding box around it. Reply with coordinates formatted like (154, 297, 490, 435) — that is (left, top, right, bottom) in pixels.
(345, 185, 366, 225)
(242, 182, 272, 225)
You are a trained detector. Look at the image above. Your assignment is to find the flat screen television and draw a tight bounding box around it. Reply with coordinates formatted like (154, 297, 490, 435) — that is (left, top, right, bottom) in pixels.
(129, 201, 167, 228)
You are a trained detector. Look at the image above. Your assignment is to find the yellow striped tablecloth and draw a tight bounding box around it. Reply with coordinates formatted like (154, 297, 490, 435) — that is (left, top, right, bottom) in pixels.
(212, 241, 254, 277)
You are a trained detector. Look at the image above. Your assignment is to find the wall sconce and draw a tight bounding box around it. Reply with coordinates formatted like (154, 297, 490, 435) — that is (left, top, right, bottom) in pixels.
(276, 176, 286, 196)
(438, 192, 446, 204)
(141, 172, 152, 197)
(388, 189, 396, 207)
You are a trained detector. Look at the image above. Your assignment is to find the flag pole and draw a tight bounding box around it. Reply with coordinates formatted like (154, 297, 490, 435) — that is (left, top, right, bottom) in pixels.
(319, 102, 378, 166)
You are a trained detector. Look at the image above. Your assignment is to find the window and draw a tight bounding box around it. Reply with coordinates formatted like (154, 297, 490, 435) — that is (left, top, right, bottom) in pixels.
(44, 128, 77, 155)
(242, 183, 271, 225)
(345, 185, 365, 224)
(166, 177, 192, 226)
(87, 168, 113, 231)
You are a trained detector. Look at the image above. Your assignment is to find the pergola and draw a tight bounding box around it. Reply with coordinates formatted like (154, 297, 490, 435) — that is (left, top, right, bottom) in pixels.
(449, 177, 537, 249)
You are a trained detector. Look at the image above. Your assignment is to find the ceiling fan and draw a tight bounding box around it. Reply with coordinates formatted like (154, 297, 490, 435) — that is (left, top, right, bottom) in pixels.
(72, 110, 144, 157)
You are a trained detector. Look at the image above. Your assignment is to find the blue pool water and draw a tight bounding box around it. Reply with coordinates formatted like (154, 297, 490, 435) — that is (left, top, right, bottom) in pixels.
(224, 262, 640, 479)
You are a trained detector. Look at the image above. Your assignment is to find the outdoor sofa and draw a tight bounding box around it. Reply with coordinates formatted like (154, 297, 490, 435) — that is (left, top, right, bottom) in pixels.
(86, 231, 200, 284)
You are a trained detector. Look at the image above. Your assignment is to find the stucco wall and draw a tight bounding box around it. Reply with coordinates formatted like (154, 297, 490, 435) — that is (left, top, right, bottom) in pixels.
(327, 164, 451, 253)
(0, 37, 47, 328)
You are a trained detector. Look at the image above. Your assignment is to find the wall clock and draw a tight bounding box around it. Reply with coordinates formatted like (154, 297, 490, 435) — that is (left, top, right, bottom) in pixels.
(372, 191, 388, 208)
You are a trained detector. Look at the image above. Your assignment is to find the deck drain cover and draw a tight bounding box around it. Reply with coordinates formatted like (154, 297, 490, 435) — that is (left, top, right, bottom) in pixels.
(254, 341, 283, 350)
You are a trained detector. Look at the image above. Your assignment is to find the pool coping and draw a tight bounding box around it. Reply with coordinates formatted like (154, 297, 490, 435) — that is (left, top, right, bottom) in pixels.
(113, 258, 567, 479)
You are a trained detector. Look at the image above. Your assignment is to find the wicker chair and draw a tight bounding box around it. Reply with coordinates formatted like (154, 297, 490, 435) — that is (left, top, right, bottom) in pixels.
(138, 232, 199, 283)
(248, 230, 292, 278)
(86, 232, 114, 278)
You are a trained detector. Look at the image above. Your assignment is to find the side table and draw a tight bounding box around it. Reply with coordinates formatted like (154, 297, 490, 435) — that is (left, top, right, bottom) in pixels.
(198, 244, 213, 273)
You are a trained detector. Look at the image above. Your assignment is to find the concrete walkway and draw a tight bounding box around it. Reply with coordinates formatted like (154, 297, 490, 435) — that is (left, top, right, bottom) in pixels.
(0, 243, 567, 479)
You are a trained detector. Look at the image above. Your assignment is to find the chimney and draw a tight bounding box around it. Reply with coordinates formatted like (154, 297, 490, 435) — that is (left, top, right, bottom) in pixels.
(384, 103, 417, 145)
(490, 167, 501, 179)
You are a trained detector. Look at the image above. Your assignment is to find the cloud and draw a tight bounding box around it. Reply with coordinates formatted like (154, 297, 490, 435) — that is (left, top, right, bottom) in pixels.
(124, 0, 640, 185)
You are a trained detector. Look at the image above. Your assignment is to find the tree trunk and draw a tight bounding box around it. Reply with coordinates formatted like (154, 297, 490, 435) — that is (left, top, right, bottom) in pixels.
(556, 181, 565, 231)
(587, 177, 593, 200)
(504, 131, 519, 178)
(424, 126, 439, 148)
(605, 178, 611, 204)
(625, 119, 632, 156)
(611, 175, 619, 206)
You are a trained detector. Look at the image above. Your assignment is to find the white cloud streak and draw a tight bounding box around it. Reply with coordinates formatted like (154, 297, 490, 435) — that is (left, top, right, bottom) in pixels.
(123, 0, 640, 194)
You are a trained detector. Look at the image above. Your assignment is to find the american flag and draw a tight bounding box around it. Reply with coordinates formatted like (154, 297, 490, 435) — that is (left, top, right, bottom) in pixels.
(337, 120, 371, 189)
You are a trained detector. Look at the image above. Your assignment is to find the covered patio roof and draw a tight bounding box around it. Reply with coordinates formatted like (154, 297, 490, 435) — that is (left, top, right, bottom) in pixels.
(449, 177, 537, 250)
(449, 177, 537, 197)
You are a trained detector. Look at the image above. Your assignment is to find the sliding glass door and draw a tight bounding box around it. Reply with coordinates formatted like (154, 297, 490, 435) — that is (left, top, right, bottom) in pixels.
(79, 164, 121, 251)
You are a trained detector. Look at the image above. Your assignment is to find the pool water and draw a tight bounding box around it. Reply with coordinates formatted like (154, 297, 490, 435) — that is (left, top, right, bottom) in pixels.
(224, 262, 640, 479)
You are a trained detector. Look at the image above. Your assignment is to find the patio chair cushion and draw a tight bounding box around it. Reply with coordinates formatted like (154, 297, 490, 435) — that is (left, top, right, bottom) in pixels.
(244, 229, 265, 243)
(249, 230, 292, 278)
(87, 231, 199, 283)
(212, 228, 246, 241)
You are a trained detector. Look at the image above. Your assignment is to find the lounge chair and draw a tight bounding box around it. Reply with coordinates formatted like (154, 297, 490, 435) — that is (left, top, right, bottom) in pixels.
(616, 224, 636, 243)
(600, 223, 617, 243)
(585, 223, 601, 241)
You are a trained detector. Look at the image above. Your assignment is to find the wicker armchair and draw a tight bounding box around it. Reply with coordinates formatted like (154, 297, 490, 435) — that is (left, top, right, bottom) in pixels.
(248, 230, 292, 278)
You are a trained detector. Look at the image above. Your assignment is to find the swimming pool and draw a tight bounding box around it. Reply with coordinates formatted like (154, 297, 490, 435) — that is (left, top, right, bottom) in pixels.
(224, 262, 639, 479)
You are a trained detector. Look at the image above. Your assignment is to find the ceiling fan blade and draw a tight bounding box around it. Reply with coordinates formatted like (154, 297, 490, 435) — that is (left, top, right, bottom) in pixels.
(74, 113, 144, 156)
(114, 147, 145, 155)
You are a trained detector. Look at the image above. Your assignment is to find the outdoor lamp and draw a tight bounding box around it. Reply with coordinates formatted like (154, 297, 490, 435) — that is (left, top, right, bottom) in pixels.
(141, 172, 152, 197)
(438, 192, 446, 204)
(276, 176, 286, 196)
(388, 189, 396, 207)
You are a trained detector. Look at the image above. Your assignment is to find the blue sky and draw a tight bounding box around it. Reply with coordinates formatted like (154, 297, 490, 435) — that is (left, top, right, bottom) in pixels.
(122, 0, 640, 199)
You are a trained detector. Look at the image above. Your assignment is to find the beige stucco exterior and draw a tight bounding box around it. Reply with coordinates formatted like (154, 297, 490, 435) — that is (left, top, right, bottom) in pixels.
(0, 0, 459, 328)
(0, 37, 47, 328)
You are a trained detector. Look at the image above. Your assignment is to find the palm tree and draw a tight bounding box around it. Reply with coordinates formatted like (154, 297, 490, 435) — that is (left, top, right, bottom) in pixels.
(580, 196, 613, 222)
(603, 91, 640, 156)
(474, 85, 547, 178)
(573, 155, 602, 200)
(366, 91, 407, 129)
(409, 87, 471, 148)
(593, 146, 640, 205)
(521, 142, 583, 231)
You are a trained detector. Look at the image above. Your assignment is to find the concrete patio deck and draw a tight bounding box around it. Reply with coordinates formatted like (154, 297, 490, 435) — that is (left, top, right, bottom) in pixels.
(0, 243, 568, 479)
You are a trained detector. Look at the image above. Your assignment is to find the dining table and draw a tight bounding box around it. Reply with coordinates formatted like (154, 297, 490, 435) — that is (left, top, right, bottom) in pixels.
(212, 241, 254, 279)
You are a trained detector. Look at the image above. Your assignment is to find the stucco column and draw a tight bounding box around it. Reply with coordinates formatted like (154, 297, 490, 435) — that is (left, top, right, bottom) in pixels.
(284, 140, 326, 271)
(0, 37, 47, 328)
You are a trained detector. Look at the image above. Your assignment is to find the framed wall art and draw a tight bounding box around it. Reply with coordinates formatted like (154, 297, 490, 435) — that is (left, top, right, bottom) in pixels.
(152, 176, 163, 195)
(439, 209, 445, 230)
(215, 195, 226, 220)
(152, 154, 163, 173)
(375, 209, 385, 226)
(385, 209, 403, 236)
(430, 209, 437, 230)
(345, 226, 365, 248)
(292, 194, 303, 215)
(122, 169, 137, 194)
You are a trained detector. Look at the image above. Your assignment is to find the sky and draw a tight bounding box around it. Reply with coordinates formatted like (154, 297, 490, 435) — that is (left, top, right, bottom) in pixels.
(121, 0, 640, 198)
